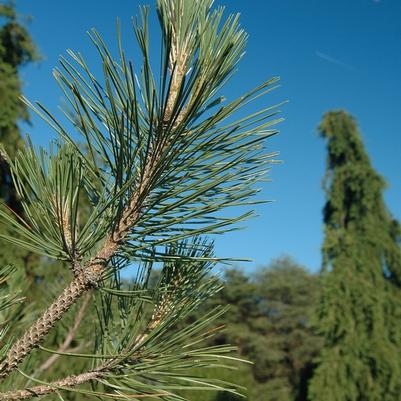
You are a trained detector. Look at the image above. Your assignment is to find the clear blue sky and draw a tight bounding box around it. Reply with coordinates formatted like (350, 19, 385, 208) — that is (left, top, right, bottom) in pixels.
(15, 0, 401, 272)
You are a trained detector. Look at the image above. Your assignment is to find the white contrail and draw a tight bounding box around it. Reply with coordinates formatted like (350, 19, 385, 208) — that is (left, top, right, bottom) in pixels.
(315, 51, 356, 72)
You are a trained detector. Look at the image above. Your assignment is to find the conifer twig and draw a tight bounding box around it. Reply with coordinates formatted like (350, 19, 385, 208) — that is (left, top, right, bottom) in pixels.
(0, 167, 148, 378)
(0, 367, 169, 400)
(35, 292, 91, 375)
(0, 370, 101, 400)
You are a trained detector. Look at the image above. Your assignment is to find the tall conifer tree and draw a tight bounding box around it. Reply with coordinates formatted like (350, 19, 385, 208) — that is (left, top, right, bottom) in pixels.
(309, 111, 401, 401)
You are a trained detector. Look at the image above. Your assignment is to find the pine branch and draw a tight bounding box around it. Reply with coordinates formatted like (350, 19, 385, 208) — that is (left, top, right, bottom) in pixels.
(0, 1, 281, 397)
(0, 274, 89, 378)
(0, 371, 169, 401)
(0, 358, 170, 400)
(35, 292, 91, 375)
(0, 370, 101, 400)
(0, 180, 140, 378)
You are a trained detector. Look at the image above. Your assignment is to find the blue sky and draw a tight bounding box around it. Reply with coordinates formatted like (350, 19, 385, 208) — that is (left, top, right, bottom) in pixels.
(14, 0, 401, 272)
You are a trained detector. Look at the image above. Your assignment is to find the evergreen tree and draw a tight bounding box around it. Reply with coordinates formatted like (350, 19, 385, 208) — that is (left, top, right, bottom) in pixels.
(0, 0, 282, 399)
(201, 258, 321, 401)
(0, 1, 37, 202)
(309, 111, 401, 401)
(0, 1, 38, 273)
(0, 0, 57, 343)
(253, 258, 322, 401)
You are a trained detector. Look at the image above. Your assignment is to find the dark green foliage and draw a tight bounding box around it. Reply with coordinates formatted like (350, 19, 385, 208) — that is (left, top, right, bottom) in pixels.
(0, 0, 38, 183)
(251, 258, 322, 401)
(191, 257, 321, 401)
(0, 1, 38, 265)
(309, 111, 401, 401)
(0, 3, 47, 347)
